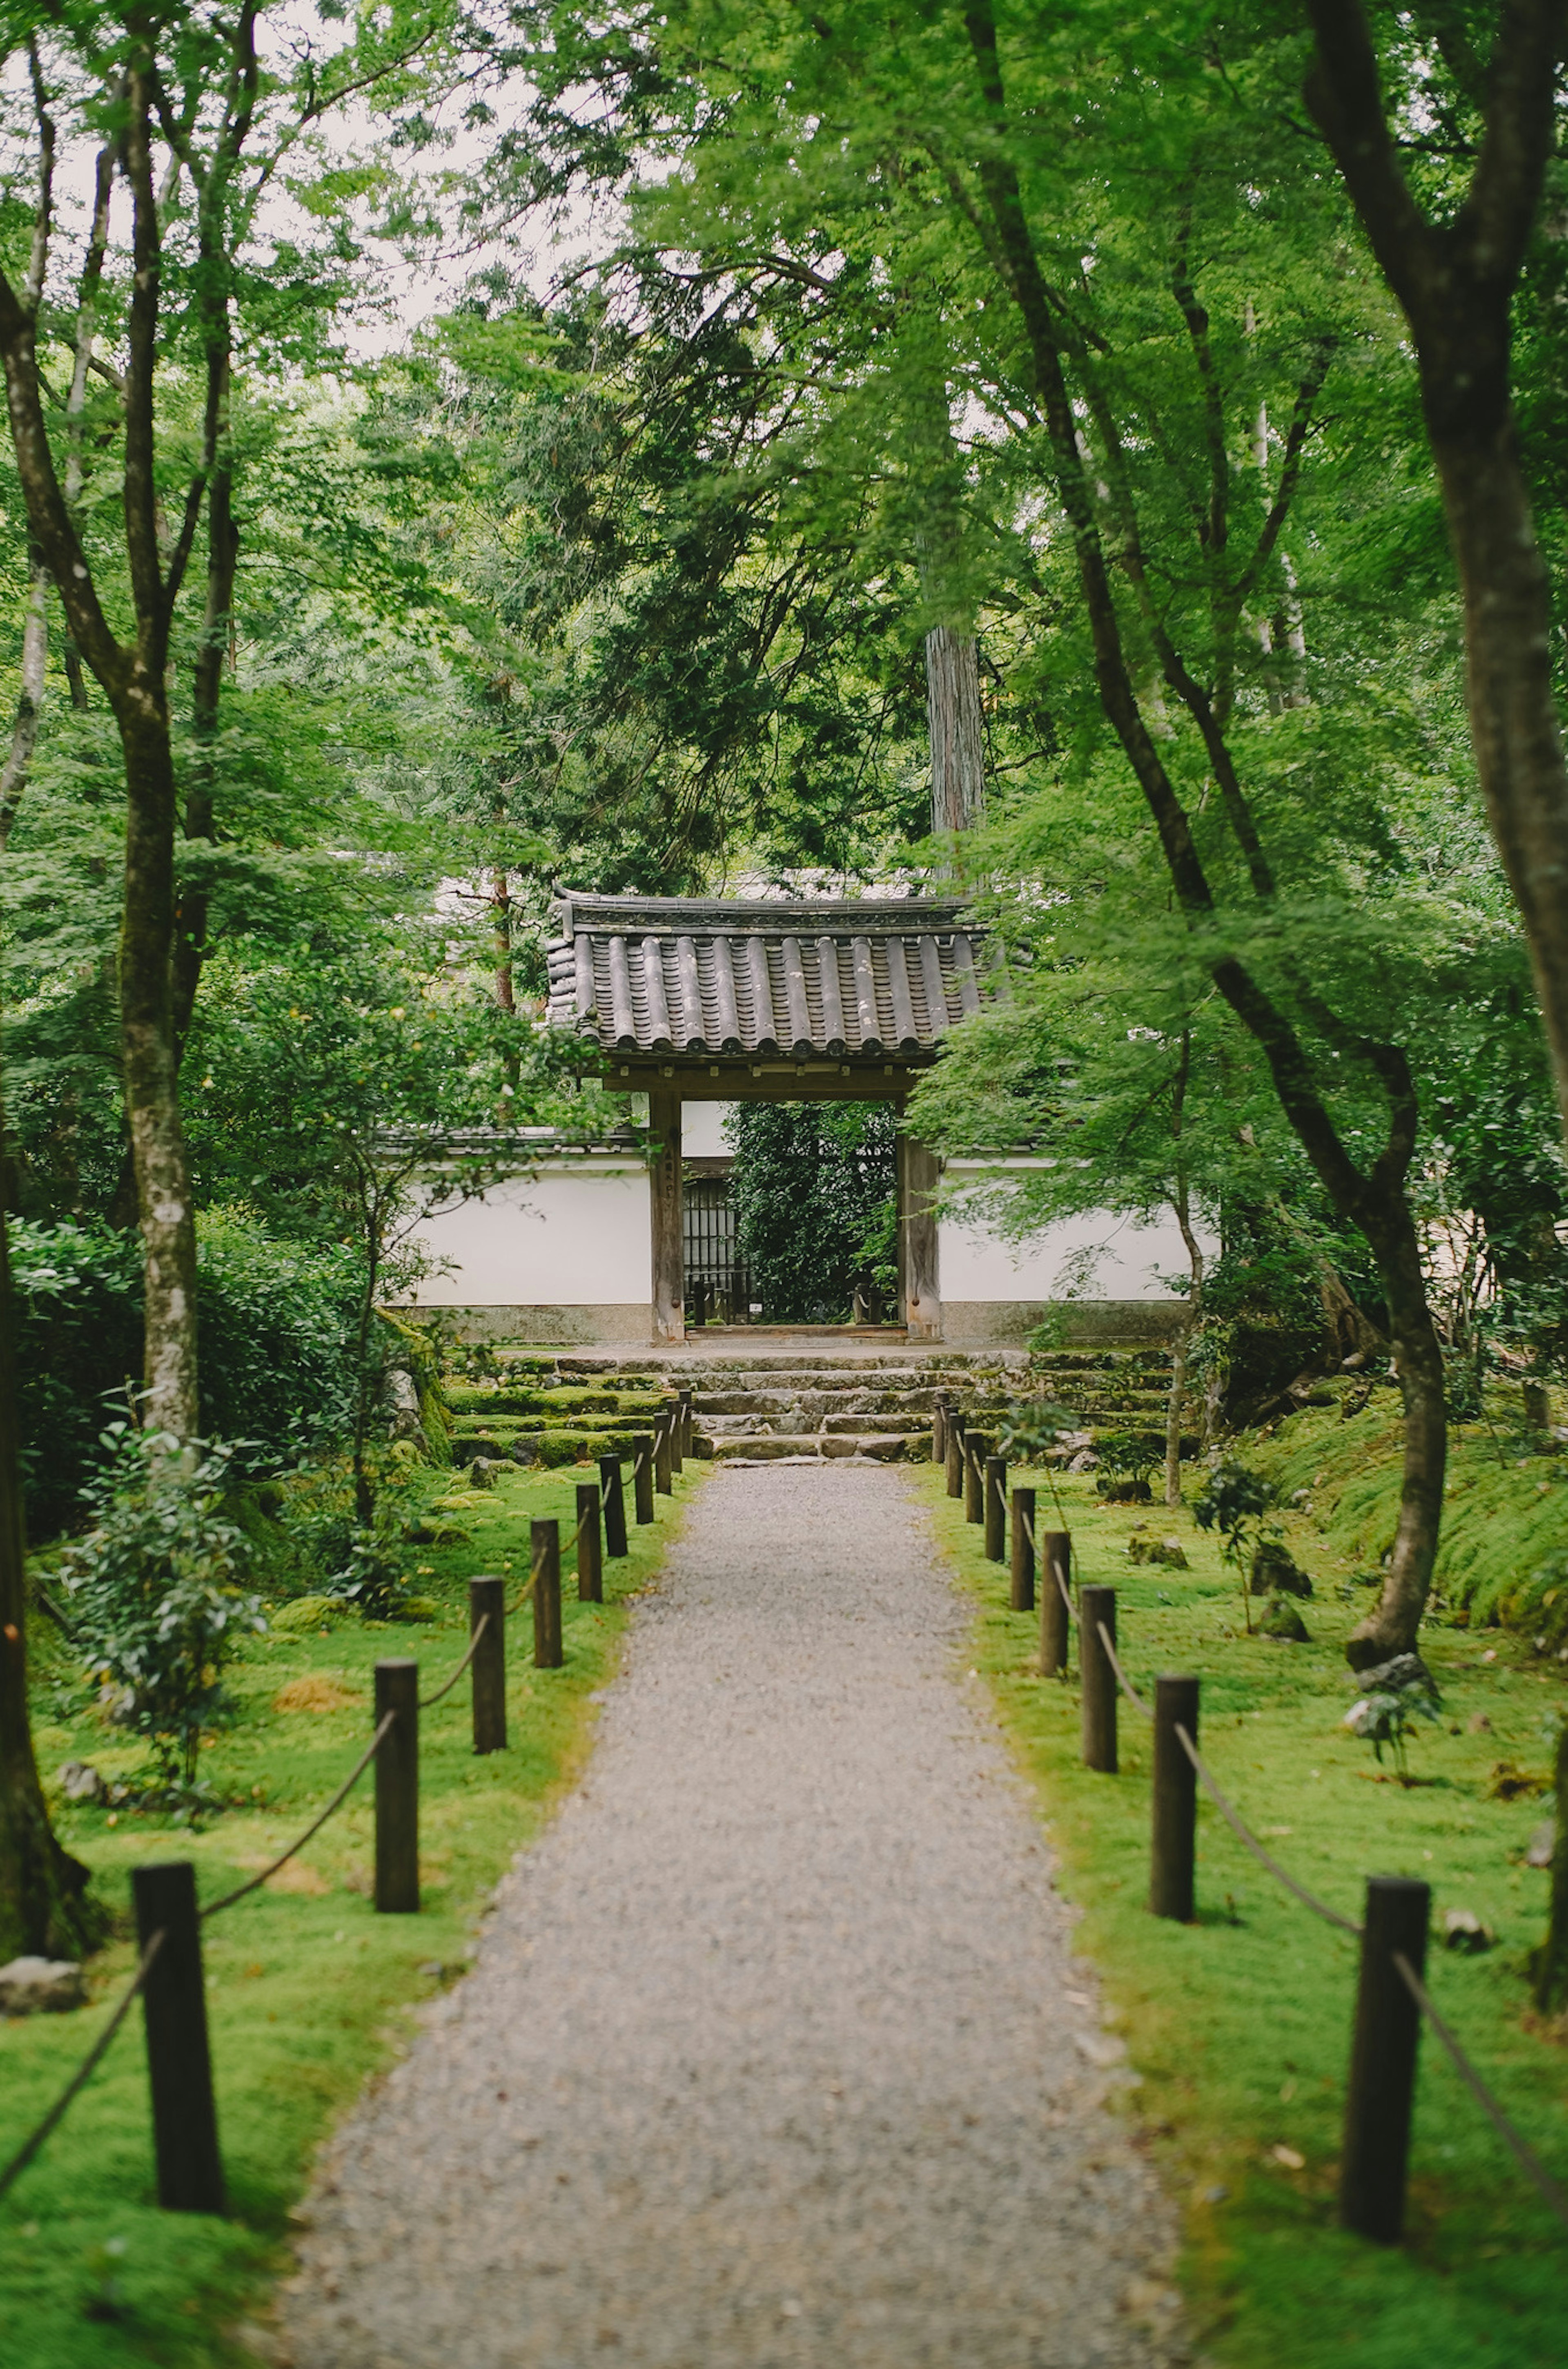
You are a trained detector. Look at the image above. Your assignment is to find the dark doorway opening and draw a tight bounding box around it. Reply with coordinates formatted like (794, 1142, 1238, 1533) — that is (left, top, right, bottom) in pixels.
(723, 1102, 899, 1326)
(683, 1176, 750, 1327)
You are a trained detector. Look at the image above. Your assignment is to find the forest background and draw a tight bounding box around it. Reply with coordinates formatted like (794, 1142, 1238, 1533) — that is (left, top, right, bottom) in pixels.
(2, 0, 1568, 1960)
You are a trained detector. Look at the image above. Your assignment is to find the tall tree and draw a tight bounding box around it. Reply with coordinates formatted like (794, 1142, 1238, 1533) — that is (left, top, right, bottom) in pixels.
(1303, 0, 1568, 1149)
(0, 2, 450, 1431)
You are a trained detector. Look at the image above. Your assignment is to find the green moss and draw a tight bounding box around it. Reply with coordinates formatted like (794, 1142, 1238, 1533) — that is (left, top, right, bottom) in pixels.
(925, 1465, 1568, 2368)
(2, 1462, 703, 2368)
(1245, 1387, 1568, 1645)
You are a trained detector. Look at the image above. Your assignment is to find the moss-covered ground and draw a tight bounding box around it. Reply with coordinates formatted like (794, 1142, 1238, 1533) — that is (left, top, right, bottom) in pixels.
(2, 1459, 702, 2369)
(925, 1454, 1568, 2368)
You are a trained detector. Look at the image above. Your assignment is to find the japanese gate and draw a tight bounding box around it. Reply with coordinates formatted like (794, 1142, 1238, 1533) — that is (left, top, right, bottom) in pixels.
(545, 893, 990, 1345)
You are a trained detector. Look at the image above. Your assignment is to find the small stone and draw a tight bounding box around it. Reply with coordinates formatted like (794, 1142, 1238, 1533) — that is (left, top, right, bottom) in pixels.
(1442, 1908, 1494, 1954)
(57, 1760, 105, 1804)
(1526, 1821, 1556, 1869)
(1468, 1712, 1492, 1733)
(1074, 2032, 1128, 2069)
(1270, 2144, 1305, 2171)
(1259, 1593, 1310, 1642)
(0, 1956, 87, 2014)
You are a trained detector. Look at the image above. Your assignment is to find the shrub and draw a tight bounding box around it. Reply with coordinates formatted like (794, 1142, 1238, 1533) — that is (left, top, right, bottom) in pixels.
(1194, 1459, 1277, 1635)
(60, 1428, 265, 1791)
(11, 1211, 367, 1539)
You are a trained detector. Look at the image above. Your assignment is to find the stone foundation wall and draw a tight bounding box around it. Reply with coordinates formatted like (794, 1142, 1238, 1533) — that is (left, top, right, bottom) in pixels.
(940, 1300, 1186, 1348)
(401, 1303, 655, 1347)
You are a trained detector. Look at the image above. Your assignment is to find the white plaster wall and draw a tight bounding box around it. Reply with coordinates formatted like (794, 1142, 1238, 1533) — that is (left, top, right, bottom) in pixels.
(412, 1162, 651, 1306)
(681, 1100, 735, 1158)
(938, 1171, 1214, 1303)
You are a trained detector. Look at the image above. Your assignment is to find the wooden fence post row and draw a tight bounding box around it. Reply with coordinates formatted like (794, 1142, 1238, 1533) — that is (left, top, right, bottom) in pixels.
(132, 1861, 225, 2215)
(945, 1410, 966, 1499)
(599, 1453, 629, 1557)
(1341, 1878, 1430, 2244)
(577, 1483, 604, 1604)
(631, 1432, 655, 1524)
(374, 1659, 420, 1912)
(1079, 1586, 1118, 1774)
(1010, 1486, 1036, 1613)
(470, 1574, 507, 1756)
(984, 1455, 1008, 1564)
(1150, 1674, 1199, 1922)
(1040, 1529, 1071, 1677)
(532, 1519, 564, 1668)
(964, 1431, 990, 1524)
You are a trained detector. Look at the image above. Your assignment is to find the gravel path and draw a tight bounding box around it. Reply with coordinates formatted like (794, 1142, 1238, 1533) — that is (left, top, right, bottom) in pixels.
(280, 1467, 1182, 2368)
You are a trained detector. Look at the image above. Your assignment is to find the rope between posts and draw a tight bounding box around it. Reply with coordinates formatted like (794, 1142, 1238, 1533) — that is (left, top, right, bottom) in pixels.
(200, 1712, 397, 1920)
(1392, 1952, 1568, 2235)
(1094, 1619, 1154, 1722)
(1174, 1722, 1362, 1936)
(0, 1930, 165, 2202)
(419, 1614, 489, 1710)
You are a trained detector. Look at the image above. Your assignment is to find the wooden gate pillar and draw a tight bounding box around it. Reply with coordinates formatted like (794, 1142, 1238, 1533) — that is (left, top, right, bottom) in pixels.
(898, 1130, 941, 1341)
(649, 1088, 685, 1344)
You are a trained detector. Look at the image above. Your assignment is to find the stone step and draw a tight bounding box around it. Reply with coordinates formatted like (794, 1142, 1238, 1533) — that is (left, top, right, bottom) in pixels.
(702, 1431, 921, 1462)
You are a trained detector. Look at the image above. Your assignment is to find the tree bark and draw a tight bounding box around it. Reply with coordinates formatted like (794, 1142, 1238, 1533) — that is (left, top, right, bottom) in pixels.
(172, 359, 236, 1060)
(1304, 0, 1568, 1150)
(926, 623, 986, 834)
(0, 1190, 95, 1960)
(120, 684, 200, 1434)
(0, 550, 47, 848)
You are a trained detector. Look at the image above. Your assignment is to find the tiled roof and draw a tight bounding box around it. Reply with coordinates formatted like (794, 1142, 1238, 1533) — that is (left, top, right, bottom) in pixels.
(546, 895, 986, 1062)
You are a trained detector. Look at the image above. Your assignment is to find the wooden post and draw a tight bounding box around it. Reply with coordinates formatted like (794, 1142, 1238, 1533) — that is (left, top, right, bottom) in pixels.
(932, 1394, 947, 1465)
(132, 1860, 225, 2214)
(964, 1430, 989, 1523)
(945, 1412, 966, 1499)
(654, 1410, 673, 1495)
(678, 1387, 694, 1459)
(577, 1482, 603, 1603)
(469, 1574, 506, 1755)
(631, 1433, 655, 1524)
(667, 1394, 685, 1474)
(900, 1133, 942, 1341)
(532, 1518, 563, 1668)
(1341, 1877, 1430, 2244)
(984, 1454, 1007, 1561)
(1080, 1586, 1118, 1773)
(649, 1087, 684, 1345)
(374, 1660, 420, 1912)
(1040, 1530, 1071, 1676)
(1150, 1675, 1200, 1921)
(1010, 1487, 1036, 1612)
(599, 1453, 628, 1556)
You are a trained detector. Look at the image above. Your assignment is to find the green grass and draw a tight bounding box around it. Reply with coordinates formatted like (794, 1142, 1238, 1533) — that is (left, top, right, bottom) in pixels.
(2, 1459, 703, 2369)
(924, 1462, 1568, 2369)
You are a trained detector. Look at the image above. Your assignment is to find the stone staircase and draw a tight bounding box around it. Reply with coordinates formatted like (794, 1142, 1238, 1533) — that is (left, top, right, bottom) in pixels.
(478, 1341, 1174, 1466)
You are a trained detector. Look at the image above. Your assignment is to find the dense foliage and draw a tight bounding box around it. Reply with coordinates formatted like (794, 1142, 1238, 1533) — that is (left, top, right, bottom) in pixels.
(726, 1103, 897, 1323)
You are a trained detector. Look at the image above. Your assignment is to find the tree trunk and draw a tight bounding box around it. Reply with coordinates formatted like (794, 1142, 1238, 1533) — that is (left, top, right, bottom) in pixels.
(1348, 1187, 1448, 1666)
(926, 624, 986, 834)
(1302, 0, 1568, 1151)
(119, 680, 199, 1439)
(1163, 1325, 1189, 1508)
(962, 0, 1447, 1659)
(172, 402, 236, 1060)
(0, 1192, 95, 1960)
(0, 550, 47, 848)
(1433, 426, 1568, 1149)
(1531, 1718, 1568, 2015)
